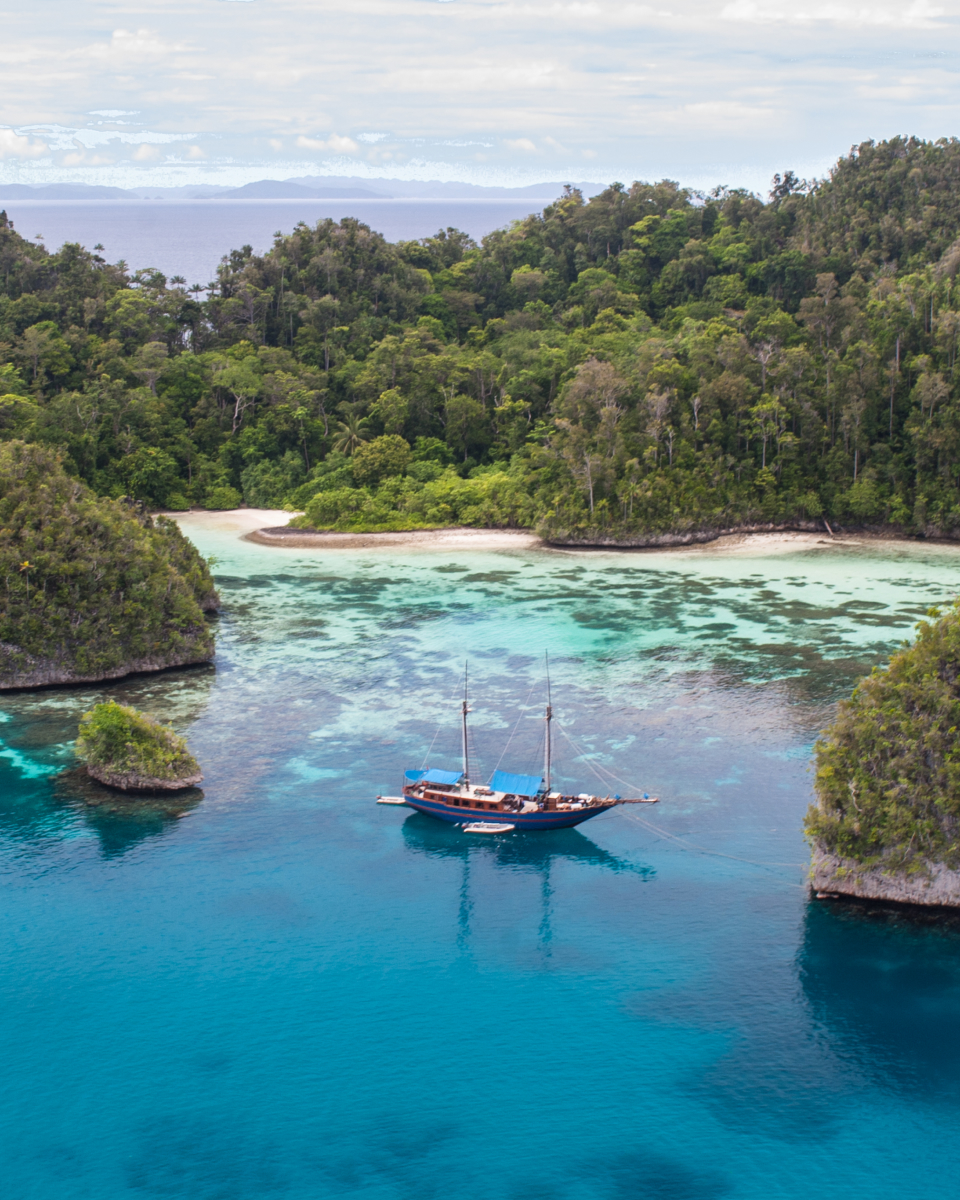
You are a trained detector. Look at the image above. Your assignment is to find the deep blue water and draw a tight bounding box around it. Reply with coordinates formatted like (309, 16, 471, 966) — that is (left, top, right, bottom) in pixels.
(3, 524, 960, 1199)
(0, 199, 549, 286)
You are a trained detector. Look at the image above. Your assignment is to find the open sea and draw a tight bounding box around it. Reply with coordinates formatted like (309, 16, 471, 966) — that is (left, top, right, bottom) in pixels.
(3, 519, 960, 1199)
(0, 199, 552, 285)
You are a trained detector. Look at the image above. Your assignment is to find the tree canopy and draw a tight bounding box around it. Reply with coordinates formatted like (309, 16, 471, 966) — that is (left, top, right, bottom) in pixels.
(0, 441, 217, 686)
(806, 601, 960, 872)
(6, 136, 960, 539)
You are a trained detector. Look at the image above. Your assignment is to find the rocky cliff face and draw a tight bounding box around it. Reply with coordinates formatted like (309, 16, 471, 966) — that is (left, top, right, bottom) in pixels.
(86, 763, 204, 792)
(811, 846, 960, 908)
(0, 640, 214, 690)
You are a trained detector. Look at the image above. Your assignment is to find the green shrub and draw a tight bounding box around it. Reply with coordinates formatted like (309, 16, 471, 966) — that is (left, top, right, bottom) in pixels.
(299, 486, 369, 527)
(204, 485, 242, 510)
(351, 435, 411, 487)
(77, 701, 200, 783)
(240, 451, 305, 508)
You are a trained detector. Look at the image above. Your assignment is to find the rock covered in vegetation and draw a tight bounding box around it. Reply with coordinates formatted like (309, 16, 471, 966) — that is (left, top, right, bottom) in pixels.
(76, 700, 202, 791)
(0, 441, 218, 689)
(805, 602, 960, 907)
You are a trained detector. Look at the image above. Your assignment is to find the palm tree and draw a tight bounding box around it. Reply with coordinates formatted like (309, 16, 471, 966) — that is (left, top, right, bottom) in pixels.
(333, 414, 370, 456)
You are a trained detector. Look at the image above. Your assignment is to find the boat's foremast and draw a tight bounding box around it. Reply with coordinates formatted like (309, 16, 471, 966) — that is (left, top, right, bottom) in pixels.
(544, 652, 552, 795)
(461, 662, 471, 786)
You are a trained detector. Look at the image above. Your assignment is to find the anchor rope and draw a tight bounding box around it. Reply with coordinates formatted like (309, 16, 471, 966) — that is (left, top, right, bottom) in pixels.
(555, 719, 805, 879)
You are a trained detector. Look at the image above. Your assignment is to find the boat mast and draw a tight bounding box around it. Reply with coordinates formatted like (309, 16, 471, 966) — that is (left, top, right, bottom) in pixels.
(461, 662, 470, 784)
(544, 653, 552, 793)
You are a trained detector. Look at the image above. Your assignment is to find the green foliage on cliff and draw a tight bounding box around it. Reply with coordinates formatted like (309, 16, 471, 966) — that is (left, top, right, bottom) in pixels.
(76, 701, 200, 784)
(8, 136, 960, 538)
(0, 441, 217, 684)
(805, 603, 960, 870)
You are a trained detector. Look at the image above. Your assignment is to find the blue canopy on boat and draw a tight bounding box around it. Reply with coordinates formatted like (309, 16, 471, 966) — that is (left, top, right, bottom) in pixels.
(421, 768, 464, 785)
(404, 770, 426, 783)
(490, 769, 543, 797)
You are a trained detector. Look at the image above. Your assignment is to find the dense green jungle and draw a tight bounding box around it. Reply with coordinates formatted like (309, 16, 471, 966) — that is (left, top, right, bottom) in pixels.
(5, 135, 960, 541)
(807, 600, 960, 872)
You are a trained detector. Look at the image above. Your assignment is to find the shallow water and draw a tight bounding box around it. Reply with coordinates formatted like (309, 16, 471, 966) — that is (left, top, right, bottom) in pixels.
(3, 528, 960, 1199)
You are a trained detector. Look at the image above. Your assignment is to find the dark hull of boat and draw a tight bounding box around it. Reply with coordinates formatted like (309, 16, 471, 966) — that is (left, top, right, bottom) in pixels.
(404, 794, 611, 830)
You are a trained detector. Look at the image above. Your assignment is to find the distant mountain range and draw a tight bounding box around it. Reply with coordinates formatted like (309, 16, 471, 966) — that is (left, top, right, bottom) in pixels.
(213, 180, 390, 200)
(0, 184, 136, 199)
(0, 176, 605, 203)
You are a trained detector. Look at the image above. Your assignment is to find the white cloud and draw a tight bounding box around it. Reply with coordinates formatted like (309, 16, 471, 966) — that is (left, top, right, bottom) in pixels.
(0, 0, 957, 194)
(133, 144, 161, 161)
(720, 0, 945, 25)
(18, 125, 198, 151)
(296, 134, 359, 154)
(668, 100, 780, 129)
(0, 128, 48, 159)
(82, 29, 190, 65)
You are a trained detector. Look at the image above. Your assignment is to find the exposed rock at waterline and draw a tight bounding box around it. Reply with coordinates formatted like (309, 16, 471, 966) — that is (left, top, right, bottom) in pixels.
(811, 847, 960, 908)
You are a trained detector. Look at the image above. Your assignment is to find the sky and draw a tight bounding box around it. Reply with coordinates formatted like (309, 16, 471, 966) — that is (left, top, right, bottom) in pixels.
(0, 0, 958, 195)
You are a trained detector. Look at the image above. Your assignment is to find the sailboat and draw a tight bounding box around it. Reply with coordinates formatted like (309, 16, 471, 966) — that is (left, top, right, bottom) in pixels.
(377, 663, 659, 831)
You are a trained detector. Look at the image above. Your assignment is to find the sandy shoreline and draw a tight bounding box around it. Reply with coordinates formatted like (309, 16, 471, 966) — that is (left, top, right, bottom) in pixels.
(246, 524, 542, 551)
(170, 509, 960, 558)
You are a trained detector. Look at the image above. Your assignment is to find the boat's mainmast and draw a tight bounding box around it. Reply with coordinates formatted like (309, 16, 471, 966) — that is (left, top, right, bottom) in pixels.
(461, 662, 470, 785)
(544, 653, 552, 794)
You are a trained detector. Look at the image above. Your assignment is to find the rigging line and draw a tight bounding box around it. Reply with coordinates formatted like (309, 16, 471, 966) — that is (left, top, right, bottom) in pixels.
(620, 807, 807, 876)
(555, 721, 644, 795)
(420, 664, 468, 771)
(491, 678, 540, 776)
(466, 724, 484, 786)
(555, 724, 803, 877)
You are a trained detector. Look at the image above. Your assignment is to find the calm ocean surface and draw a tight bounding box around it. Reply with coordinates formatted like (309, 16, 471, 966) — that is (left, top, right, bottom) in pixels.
(0, 200, 551, 285)
(3, 522, 960, 1199)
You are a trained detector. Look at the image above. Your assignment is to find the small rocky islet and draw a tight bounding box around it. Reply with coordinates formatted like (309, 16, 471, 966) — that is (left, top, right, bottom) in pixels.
(806, 602, 960, 908)
(76, 700, 203, 792)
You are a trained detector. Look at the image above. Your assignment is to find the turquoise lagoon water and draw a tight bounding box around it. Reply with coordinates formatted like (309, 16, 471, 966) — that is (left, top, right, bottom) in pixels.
(3, 523, 960, 1198)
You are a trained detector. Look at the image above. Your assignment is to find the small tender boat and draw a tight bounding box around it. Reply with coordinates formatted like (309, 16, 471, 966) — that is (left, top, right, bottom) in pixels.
(389, 662, 658, 832)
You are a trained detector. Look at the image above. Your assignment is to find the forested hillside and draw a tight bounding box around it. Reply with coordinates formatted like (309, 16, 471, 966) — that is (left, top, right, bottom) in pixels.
(4, 135, 960, 541)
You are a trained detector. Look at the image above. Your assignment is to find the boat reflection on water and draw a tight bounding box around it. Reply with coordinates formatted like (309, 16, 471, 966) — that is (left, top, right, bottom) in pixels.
(401, 811, 654, 953)
(400, 809, 653, 876)
(799, 899, 960, 1098)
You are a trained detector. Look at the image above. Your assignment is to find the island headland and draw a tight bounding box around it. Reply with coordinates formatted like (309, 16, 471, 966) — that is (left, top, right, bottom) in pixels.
(806, 602, 960, 908)
(0, 442, 218, 689)
(3, 137, 960, 556)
